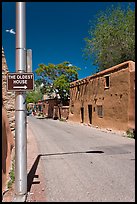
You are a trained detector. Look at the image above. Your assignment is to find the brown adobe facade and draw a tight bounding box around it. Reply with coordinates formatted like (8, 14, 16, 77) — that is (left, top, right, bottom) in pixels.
(39, 96, 69, 120)
(69, 61, 135, 132)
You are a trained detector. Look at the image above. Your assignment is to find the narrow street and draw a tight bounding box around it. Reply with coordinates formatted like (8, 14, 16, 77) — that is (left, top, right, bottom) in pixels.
(27, 116, 135, 202)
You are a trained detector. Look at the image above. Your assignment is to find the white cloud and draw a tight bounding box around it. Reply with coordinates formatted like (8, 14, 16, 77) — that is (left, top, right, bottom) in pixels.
(68, 63, 72, 67)
(6, 28, 16, 35)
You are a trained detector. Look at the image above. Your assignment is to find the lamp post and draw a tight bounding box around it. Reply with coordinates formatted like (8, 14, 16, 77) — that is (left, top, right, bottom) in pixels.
(6, 3, 33, 202)
(13, 2, 27, 201)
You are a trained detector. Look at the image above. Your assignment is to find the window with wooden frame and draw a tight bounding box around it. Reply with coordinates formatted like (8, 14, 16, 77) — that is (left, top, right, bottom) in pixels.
(97, 105, 103, 118)
(104, 75, 110, 88)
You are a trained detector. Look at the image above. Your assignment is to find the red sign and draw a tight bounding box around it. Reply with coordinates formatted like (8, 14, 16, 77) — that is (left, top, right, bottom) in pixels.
(7, 73, 34, 91)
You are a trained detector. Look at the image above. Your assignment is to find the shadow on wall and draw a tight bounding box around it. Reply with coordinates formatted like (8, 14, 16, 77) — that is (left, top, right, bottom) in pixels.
(2, 106, 14, 193)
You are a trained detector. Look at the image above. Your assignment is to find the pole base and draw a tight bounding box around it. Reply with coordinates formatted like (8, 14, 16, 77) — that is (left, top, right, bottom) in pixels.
(12, 194, 27, 202)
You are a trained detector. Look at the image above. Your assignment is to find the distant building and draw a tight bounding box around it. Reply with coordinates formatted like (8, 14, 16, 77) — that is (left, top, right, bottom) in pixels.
(69, 61, 135, 131)
(40, 94, 69, 120)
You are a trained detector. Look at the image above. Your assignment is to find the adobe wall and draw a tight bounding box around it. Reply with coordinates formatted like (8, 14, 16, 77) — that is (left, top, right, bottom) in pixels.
(2, 107, 14, 193)
(69, 61, 135, 131)
(42, 100, 69, 120)
(43, 99, 58, 118)
(59, 106, 69, 120)
(128, 61, 135, 130)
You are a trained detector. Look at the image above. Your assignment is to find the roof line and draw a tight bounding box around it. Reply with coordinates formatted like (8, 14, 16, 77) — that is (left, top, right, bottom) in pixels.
(70, 60, 135, 86)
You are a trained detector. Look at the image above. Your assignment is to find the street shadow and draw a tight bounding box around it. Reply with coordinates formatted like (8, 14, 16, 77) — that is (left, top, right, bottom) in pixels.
(27, 154, 42, 192)
(40, 150, 104, 157)
(27, 150, 104, 192)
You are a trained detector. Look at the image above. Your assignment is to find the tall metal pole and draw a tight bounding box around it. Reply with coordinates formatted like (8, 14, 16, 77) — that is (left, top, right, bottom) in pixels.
(15, 2, 27, 197)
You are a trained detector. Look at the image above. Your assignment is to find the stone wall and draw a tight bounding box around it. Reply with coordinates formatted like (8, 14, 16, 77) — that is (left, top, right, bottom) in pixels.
(2, 47, 15, 132)
(2, 47, 15, 193)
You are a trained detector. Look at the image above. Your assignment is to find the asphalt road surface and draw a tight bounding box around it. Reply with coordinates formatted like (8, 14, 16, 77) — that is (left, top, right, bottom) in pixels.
(27, 116, 135, 202)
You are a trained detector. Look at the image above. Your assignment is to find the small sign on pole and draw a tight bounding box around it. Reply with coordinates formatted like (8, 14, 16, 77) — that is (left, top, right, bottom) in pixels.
(27, 49, 32, 72)
(7, 72, 34, 91)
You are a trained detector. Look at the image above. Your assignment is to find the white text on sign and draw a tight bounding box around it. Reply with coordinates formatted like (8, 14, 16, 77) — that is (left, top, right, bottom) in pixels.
(13, 80, 27, 84)
(8, 74, 33, 80)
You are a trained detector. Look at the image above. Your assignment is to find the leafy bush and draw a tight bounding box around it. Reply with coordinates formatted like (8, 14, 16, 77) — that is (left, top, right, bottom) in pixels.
(7, 159, 15, 189)
(126, 129, 135, 139)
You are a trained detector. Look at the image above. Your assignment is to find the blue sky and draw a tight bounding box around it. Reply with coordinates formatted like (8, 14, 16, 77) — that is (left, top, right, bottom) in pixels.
(2, 2, 135, 80)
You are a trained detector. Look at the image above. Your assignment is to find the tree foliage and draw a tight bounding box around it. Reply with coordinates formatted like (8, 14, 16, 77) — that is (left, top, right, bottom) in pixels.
(26, 83, 43, 104)
(35, 61, 80, 104)
(84, 4, 135, 71)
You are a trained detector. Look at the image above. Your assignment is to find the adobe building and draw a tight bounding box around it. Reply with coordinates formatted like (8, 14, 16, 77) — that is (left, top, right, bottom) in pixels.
(41, 94, 69, 120)
(69, 61, 135, 132)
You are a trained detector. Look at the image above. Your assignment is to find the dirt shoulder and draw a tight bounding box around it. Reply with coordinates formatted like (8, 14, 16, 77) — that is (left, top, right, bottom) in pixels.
(26, 120, 46, 202)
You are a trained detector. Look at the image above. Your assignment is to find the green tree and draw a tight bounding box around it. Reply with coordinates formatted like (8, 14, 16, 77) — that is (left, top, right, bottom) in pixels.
(84, 4, 135, 72)
(35, 61, 80, 104)
(26, 82, 43, 104)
